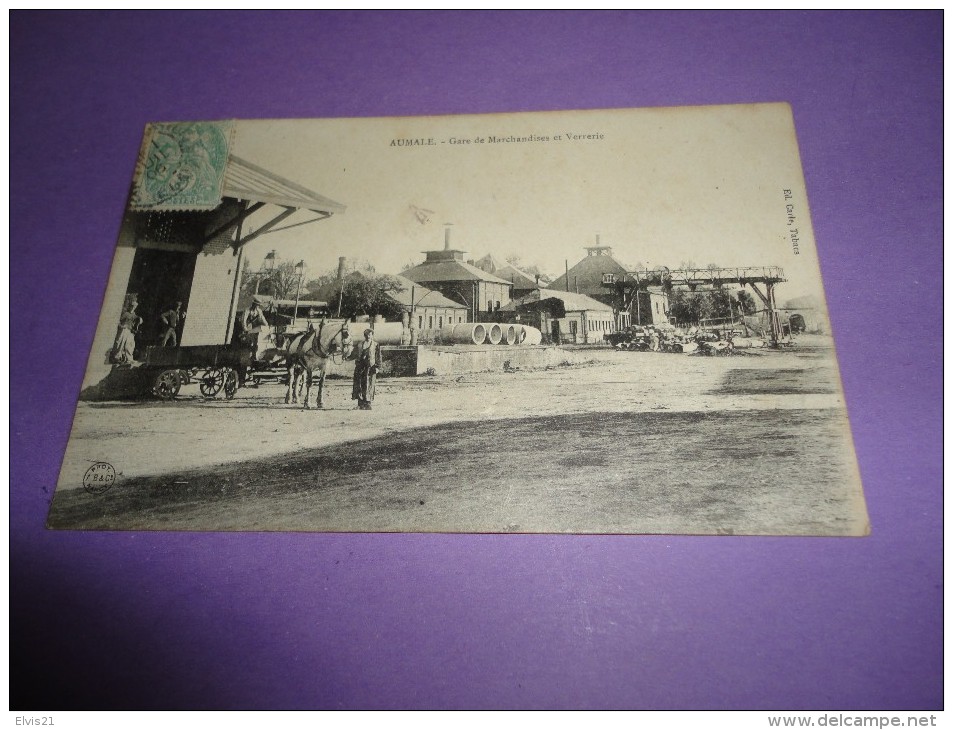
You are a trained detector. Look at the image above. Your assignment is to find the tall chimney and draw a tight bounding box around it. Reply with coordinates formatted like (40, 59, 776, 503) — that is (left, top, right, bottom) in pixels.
(444, 224, 452, 250)
(337, 256, 346, 280)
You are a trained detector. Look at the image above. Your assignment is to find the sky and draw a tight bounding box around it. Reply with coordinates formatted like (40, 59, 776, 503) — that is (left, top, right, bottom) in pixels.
(230, 104, 827, 308)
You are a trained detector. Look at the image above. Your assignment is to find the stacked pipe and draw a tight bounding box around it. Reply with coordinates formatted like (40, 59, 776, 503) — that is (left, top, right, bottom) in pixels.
(420, 321, 545, 346)
(521, 326, 542, 345)
(441, 323, 488, 345)
(341, 319, 553, 347)
(390, 322, 543, 345)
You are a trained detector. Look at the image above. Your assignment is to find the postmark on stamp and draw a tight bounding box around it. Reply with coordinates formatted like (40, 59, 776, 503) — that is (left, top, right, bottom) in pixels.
(131, 121, 233, 211)
(82, 462, 116, 495)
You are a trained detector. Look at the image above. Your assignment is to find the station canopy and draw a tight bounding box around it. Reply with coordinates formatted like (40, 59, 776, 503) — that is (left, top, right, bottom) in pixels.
(199, 155, 347, 253)
(223, 156, 346, 215)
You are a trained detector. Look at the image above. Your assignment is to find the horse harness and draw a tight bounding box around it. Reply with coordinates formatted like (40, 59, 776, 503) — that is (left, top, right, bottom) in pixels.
(289, 321, 352, 362)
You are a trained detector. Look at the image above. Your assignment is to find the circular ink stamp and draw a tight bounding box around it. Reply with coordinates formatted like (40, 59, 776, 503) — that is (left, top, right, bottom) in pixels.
(83, 462, 116, 495)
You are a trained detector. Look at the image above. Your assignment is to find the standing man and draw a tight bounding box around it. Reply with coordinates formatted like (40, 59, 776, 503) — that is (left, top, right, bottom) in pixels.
(242, 300, 269, 349)
(352, 328, 382, 411)
(159, 301, 183, 347)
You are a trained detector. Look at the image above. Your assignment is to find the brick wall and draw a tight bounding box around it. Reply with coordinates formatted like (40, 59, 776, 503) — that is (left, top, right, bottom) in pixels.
(480, 282, 512, 312)
(414, 306, 468, 331)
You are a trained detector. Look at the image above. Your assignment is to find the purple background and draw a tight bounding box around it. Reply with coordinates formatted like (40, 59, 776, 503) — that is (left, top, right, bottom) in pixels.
(10, 11, 942, 709)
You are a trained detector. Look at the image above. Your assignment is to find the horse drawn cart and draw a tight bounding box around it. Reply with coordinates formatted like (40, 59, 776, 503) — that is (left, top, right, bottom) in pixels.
(142, 344, 252, 400)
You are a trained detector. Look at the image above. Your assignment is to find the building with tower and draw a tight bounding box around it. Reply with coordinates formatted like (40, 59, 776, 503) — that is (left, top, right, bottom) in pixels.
(550, 239, 669, 328)
(401, 228, 513, 322)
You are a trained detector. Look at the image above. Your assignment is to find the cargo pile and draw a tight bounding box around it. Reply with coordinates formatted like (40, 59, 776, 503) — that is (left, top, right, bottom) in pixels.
(606, 325, 766, 356)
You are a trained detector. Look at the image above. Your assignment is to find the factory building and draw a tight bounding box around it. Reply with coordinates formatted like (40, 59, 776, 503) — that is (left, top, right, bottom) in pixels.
(401, 230, 513, 322)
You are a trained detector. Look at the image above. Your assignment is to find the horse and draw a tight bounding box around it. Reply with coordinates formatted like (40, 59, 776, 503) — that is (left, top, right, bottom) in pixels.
(283, 320, 355, 409)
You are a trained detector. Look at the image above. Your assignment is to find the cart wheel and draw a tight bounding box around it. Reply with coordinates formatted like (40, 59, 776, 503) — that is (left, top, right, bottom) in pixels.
(199, 368, 225, 397)
(153, 370, 181, 400)
(223, 368, 239, 400)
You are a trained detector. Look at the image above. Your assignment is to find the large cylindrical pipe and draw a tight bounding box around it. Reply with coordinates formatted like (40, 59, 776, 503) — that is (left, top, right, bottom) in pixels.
(486, 323, 503, 345)
(512, 324, 526, 344)
(503, 324, 518, 345)
(443, 323, 486, 345)
(368, 321, 405, 345)
(522, 326, 542, 345)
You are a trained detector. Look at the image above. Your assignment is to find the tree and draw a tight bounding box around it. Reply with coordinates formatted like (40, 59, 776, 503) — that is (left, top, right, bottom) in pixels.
(664, 261, 758, 325)
(331, 272, 406, 319)
(304, 259, 380, 297)
(667, 287, 756, 326)
(667, 288, 705, 325)
(736, 290, 756, 315)
(304, 268, 406, 319)
(240, 258, 307, 301)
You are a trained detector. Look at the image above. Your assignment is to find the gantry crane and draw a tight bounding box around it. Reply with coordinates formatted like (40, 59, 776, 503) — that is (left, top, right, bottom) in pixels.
(602, 266, 787, 346)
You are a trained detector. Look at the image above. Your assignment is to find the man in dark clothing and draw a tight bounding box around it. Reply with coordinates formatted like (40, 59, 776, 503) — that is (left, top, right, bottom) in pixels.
(159, 302, 183, 346)
(352, 329, 382, 410)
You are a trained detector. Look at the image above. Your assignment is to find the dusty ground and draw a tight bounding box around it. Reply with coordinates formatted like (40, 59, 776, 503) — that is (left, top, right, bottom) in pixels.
(48, 335, 870, 535)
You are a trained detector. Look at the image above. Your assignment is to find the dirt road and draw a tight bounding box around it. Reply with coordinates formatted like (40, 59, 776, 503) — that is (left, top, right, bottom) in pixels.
(48, 336, 869, 535)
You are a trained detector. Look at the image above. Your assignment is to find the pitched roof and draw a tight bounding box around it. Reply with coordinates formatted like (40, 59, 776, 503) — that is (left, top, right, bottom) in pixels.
(502, 288, 613, 313)
(402, 259, 513, 285)
(549, 252, 628, 298)
(473, 253, 507, 274)
(495, 264, 539, 290)
(223, 155, 346, 214)
(387, 275, 468, 309)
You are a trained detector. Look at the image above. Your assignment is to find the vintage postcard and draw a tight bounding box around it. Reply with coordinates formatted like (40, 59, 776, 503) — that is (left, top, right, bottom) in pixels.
(47, 104, 869, 535)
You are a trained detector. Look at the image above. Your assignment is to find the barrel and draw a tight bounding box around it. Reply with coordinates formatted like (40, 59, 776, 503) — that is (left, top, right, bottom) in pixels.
(486, 323, 503, 345)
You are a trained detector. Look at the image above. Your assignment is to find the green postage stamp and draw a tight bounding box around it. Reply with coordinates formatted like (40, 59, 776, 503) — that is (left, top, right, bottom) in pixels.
(131, 120, 233, 211)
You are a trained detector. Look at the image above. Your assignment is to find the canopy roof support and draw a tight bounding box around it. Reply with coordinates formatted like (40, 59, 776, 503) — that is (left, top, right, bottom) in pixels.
(234, 206, 297, 249)
(261, 211, 331, 235)
(204, 202, 265, 245)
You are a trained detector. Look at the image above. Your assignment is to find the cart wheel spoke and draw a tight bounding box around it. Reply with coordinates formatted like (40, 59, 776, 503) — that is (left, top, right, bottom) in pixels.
(199, 368, 225, 397)
(153, 370, 181, 400)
